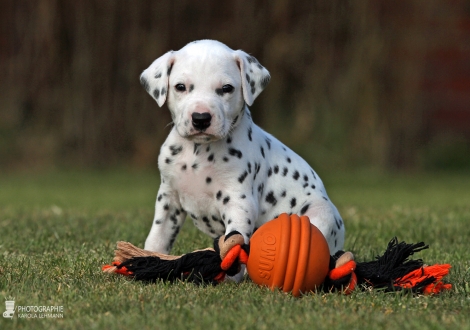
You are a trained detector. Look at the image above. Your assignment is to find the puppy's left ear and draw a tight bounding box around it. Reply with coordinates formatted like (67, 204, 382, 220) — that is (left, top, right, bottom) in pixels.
(234, 50, 270, 106)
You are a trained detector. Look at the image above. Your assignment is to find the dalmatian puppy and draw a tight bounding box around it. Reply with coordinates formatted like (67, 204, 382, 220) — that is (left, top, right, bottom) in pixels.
(141, 40, 345, 256)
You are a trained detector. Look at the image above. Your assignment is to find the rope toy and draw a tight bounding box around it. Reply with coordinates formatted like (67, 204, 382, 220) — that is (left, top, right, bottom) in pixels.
(103, 213, 451, 296)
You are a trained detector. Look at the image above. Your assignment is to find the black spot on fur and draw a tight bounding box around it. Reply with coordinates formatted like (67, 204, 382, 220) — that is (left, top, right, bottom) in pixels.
(290, 198, 297, 208)
(265, 191, 277, 206)
(240, 194, 246, 199)
(311, 184, 316, 189)
(238, 171, 248, 184)
(253, 163, 261, 180)
(261, 75, 270, 88)
(300, 204, 310, 215)
(215, 88, 224, 96)
(227, 135, 232, 144)
(303, 183, 309, 188)
(267, 167, 272, 177)
(223, 196, 230, 204)
(155, 220, 162, 224)
(247, 55, 257, 64)
(282, 167, 288, 176)
(281, 190, 286, 197)
(245, 73, 251, 83)
(167, 66, 172, 76)
(190, 213, 197, 220)
(311, 169, 317, 179)
(157, 194, 163, 202)
(165, 158, 172, 164)
(223, 157, 229, 162)
(287, 157, 291, 163)
(273, 165, 279, 174)
(206, 177, 212, 184)
(248, 127, 252, 141)
(140, 76, 150, 92)
(265, 138, 271, 149)
(231, 116, 238, 128)
(323, 197, 328, 201)
(260, 147, 265, 158)
(216, 191, 222, 200)
(192, 163, 199, 169)
(163, 204, 169, 211)
(258, 183, 264, 195)
(169, 145, 183, 156)
(247, 162, 252, 173)
(193, 143, 200, 154)
(293, 171, 300, 180)
(153, 89, 160, 99)
(155, 72, 162, 79)
(208, 153, 214, 162)
(181, 164, 187, 171)
(228, 148, 242, 158)
(161, 87, 166, 96)
(189, 84, 194, 92)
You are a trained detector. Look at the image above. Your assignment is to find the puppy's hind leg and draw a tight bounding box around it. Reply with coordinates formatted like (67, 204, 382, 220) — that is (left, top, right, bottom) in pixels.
(302, 201, 345, 254)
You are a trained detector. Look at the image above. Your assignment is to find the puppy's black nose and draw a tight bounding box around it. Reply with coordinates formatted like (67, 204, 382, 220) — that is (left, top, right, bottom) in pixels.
(192, 112, 212, 131)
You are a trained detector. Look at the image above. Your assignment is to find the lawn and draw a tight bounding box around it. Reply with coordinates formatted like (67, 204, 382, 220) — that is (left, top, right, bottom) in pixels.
(0, 170, 469, 330)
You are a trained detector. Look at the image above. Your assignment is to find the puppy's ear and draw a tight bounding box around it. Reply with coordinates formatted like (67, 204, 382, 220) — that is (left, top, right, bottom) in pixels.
(140, 51, 175, 107)
(234, 50, 270, 106)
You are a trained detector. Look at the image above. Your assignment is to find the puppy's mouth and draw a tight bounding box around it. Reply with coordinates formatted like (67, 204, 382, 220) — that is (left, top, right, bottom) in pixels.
(186, 132, 220, 143)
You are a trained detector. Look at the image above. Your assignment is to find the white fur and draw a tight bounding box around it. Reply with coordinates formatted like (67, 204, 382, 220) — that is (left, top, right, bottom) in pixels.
(141, 40, 345, 255)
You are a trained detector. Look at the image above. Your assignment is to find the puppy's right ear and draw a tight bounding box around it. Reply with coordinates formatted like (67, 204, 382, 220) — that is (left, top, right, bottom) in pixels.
(140, 51, 175, 107)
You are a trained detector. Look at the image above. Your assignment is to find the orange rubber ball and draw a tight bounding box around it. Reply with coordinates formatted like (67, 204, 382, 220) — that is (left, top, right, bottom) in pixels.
(247, 213, 330, 296)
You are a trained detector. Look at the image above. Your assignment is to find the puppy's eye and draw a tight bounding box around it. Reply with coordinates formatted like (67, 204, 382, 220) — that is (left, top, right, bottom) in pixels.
(222, 84, 234, 94)
(175, 84, 186, 92)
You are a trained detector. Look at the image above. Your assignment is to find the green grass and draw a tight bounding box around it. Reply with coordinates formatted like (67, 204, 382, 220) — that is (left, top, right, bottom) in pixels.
(1, 170, 469, 330)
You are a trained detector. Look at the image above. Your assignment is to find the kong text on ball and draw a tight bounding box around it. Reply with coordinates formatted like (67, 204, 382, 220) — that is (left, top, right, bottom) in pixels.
(246, 213, 330, 297)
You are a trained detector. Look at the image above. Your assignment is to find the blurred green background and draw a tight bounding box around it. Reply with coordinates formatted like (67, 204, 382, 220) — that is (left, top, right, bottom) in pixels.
(1, 0, 470, 173)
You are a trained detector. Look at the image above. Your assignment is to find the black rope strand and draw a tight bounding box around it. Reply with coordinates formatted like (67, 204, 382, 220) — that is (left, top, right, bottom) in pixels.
(118, 250, 223, 285)
(355, 237, 429, 289)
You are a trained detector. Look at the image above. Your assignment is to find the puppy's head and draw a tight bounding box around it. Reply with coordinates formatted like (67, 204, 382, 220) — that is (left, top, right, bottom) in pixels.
(140, 40, 270, 143)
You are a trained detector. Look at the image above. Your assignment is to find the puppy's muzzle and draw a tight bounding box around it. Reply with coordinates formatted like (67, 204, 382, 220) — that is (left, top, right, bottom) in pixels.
(192, 112, 212, 131)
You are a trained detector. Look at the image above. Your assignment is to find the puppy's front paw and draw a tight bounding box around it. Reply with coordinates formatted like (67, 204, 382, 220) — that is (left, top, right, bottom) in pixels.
(215, 231, 245, 259)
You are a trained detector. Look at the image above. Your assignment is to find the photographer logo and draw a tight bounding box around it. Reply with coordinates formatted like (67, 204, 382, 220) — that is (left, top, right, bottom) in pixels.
(3, 297, 64, 319)
(3, 298, 15, 319)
